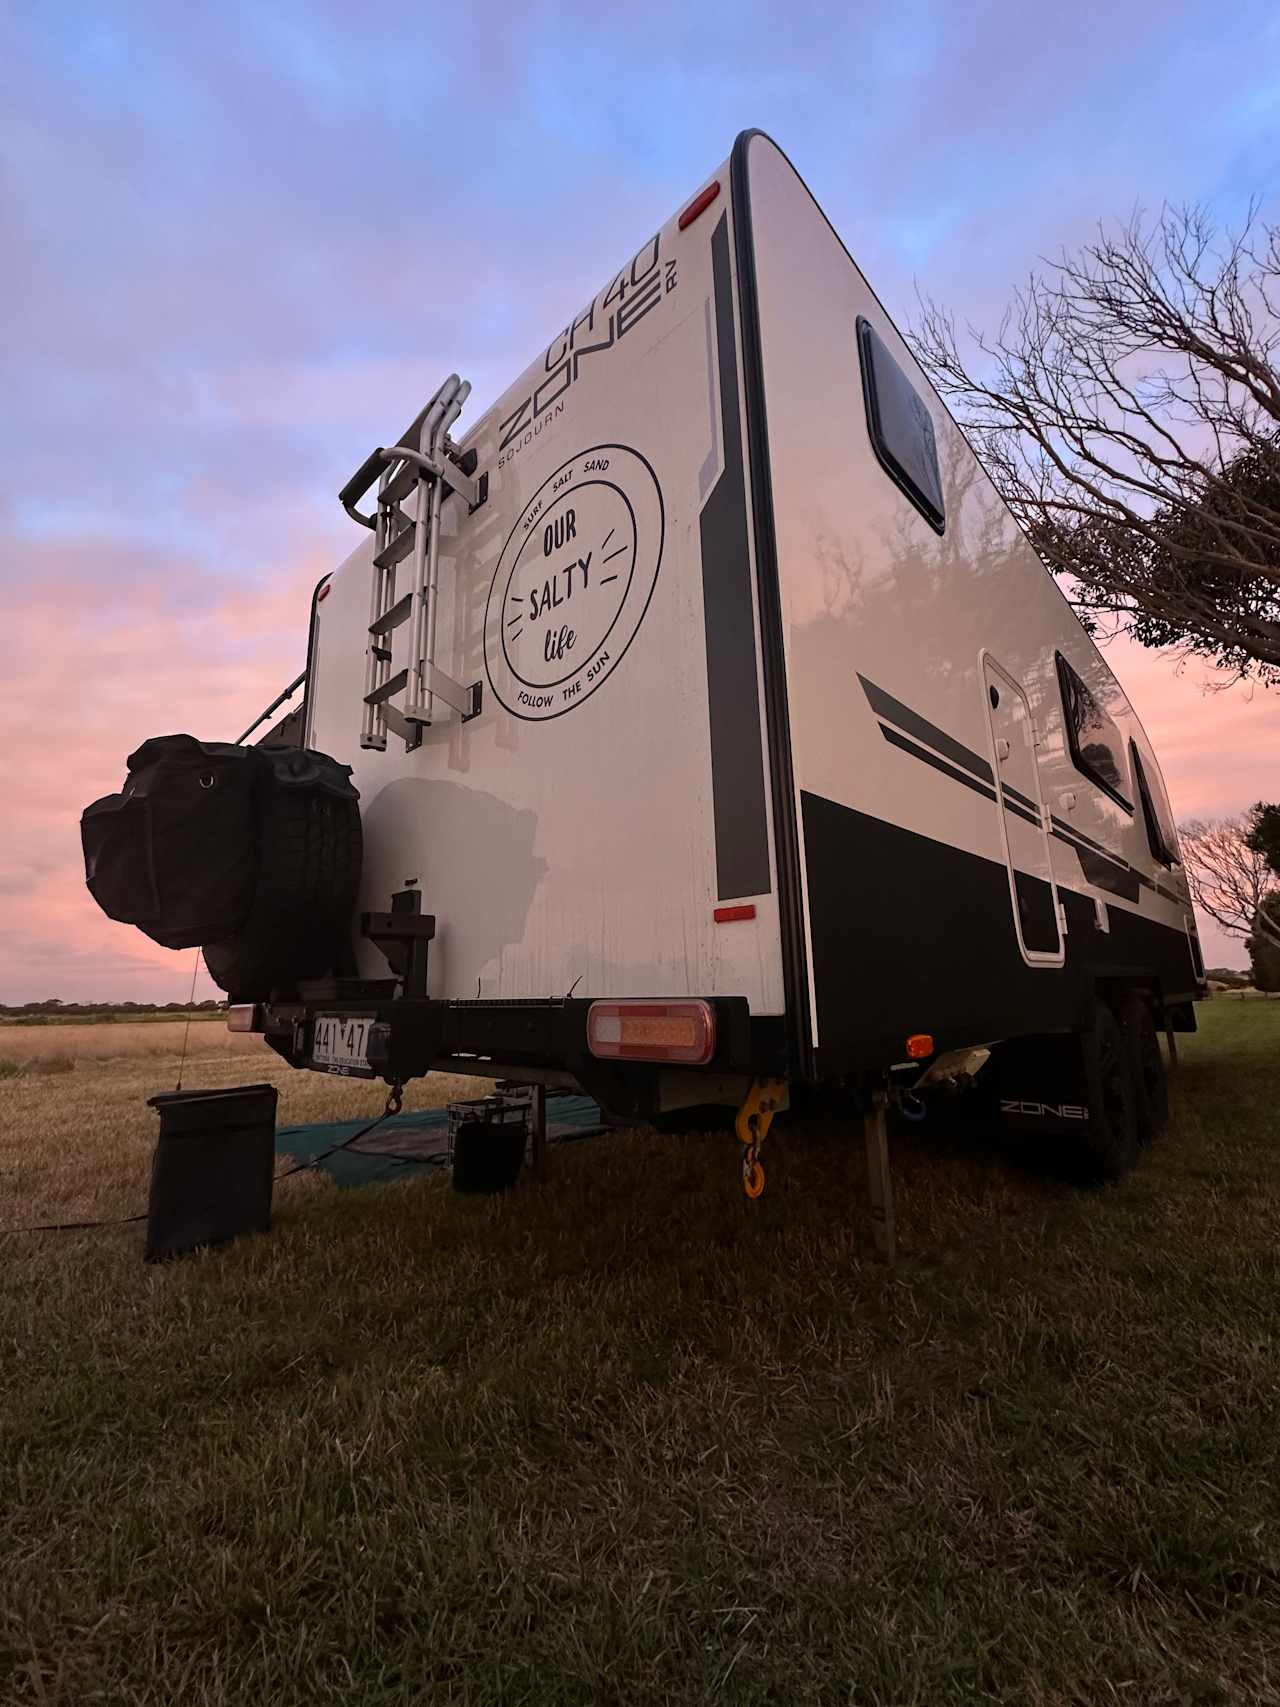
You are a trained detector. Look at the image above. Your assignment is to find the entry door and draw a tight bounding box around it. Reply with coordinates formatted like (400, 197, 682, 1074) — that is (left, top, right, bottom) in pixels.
(981, 654, 1063, 966)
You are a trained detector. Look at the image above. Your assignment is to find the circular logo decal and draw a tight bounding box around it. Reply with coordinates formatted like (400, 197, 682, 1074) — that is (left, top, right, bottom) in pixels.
(483, 444, 664, 721)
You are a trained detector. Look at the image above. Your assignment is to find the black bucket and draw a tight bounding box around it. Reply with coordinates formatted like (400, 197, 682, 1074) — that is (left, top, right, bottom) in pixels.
(145, 1083, 278, 1261)
(449, 1098, 528, 1194)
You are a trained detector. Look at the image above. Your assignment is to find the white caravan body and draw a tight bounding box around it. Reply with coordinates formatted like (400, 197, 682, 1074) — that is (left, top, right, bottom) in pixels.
(291, 131, 1202, 1093)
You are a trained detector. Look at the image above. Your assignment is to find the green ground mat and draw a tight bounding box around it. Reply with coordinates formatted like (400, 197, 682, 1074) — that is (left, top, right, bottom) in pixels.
(275, 1094, 606, 1187)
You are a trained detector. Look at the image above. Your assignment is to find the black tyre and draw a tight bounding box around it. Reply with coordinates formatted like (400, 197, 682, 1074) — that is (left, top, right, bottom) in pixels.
(1078, 1001, 1140, 1183)
(1116, 990, 1169, 1146)
(203, 752, 362, 1001)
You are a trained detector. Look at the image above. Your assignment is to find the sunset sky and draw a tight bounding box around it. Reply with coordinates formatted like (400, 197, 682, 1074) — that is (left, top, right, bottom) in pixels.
(2, 0, 1278, 1003)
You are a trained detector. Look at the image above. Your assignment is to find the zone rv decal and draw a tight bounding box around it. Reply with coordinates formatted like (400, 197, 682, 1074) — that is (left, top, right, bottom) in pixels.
(483, 445, 665, 721)
(496, 233, 679, 468)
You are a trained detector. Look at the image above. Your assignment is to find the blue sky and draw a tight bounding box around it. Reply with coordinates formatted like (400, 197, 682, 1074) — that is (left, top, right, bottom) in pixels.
(1, 0, 1278, 997)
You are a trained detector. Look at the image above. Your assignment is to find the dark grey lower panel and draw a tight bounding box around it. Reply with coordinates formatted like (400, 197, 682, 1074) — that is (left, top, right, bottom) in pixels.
(801, 791, 1199, 1078)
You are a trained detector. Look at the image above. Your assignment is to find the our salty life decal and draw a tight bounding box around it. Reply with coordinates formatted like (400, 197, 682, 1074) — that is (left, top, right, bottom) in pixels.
(483, 445, 665, 721)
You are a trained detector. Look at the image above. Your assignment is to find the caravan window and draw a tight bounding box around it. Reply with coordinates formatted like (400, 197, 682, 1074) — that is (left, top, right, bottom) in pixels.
(857, 317, 945, 533)
(1130, 740, 1179, 866)
(1055, 653, 1132, 811)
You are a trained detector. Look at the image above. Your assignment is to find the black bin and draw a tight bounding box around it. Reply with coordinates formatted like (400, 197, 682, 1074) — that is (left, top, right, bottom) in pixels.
(145, 1083, 278, 1261)
(449, 1097, 528, 1195)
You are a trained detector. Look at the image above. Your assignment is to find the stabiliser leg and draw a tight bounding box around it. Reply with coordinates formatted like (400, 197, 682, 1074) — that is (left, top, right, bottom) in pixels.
(863, 1089, 897, 1264)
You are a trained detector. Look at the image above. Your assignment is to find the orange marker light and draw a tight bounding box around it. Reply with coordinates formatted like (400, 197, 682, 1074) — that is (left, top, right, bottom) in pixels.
(906, 1033, 934, 1060)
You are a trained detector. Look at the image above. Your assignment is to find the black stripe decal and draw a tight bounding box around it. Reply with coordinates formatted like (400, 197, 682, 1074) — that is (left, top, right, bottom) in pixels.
(1050, 814, 1120, 861)
(877, 708, 1147, 900)
(877, 721, 1039, 832)
(1049, 826, 1141, 902)
(699, 213, 771, 901)
(880, 724, 997, 802)
(1002, 782, 1039, 816)
(859, 674, 994, 786)
(1002, 796, 1042, 830)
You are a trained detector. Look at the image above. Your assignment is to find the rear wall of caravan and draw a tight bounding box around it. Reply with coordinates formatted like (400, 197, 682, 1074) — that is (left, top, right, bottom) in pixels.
(305, 157, 792, 1023)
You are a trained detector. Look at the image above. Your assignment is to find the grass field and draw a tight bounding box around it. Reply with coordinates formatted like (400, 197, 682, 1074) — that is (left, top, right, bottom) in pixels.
(1, 1003, 1278, 1704)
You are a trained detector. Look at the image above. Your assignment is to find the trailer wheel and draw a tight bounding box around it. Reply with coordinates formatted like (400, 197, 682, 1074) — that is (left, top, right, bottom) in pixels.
(1078, 1001, 1140, 1183)
(1116, 990, 1169, 1146)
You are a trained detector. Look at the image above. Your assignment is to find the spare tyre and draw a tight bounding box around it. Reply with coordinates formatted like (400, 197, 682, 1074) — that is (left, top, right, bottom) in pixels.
(82, 736, 362, 1001)
(202, 746, 363, 1000)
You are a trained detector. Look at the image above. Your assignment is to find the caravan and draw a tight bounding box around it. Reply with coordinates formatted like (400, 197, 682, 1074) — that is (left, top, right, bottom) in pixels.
(83, 133, 1204, 1192)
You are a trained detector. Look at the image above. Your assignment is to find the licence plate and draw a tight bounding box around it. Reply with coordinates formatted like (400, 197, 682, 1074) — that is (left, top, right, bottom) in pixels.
(312, 1013, 375, 1076)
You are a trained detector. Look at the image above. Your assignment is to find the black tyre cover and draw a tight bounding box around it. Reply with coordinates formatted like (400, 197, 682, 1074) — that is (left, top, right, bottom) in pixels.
(81, 737, 362, 999)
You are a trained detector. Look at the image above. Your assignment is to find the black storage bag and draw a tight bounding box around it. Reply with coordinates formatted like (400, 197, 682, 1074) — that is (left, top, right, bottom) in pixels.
(145, 1083, 278, 1261)
(81, 735, 259, 949)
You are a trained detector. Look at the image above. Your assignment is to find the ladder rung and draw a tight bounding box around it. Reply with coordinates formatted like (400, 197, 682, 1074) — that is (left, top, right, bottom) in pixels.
(365, 669, 408, 707)
(369, 593, 412, 637)
(382, 705, 419, 744)
(371, 644, 393, 663)
(373, 523, 416, 571)
(405, 663, 479, 721)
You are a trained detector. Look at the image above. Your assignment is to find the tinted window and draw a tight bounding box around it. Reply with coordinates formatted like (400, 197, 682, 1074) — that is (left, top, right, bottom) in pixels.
(857, 317, 945, 532)
(1055, 653, 1132, 810)
(1130, 740, 1178, 866)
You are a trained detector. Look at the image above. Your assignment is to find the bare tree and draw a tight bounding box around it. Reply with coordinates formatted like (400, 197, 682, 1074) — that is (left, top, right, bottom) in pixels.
(911, 204, 1280, 682)
(1178, 815, 1280, 949)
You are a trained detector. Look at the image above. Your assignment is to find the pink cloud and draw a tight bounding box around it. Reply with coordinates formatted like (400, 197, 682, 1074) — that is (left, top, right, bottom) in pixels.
(0, 529, 327, 1003)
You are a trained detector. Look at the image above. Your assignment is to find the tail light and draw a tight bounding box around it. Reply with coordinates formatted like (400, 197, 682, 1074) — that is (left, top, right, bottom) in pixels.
(586, 1000, 716, 1065)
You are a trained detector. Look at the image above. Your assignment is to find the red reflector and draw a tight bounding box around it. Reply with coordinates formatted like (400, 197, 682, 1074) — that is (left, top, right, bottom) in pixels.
(587, 1000, 716, 1066)
(714, 904, 756, 923)
(678, 180, 721, 230)
(317, 583, 331, 602)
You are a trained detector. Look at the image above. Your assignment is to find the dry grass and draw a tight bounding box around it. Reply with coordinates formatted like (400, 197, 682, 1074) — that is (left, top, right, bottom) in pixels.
(1, 1004, 1278, 1704)
(0, 1019, 272, 1069)
(0, 1039, 486, 1228)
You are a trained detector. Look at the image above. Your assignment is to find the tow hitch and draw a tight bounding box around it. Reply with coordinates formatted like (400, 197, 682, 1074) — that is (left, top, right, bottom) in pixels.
(734, 1078, 788, 1199)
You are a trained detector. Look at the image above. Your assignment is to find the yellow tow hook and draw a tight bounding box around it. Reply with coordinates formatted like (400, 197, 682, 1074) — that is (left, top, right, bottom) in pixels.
(735, 1078, 788, 1199)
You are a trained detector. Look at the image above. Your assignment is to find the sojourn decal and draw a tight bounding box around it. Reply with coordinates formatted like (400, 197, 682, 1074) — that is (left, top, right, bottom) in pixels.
(483, 445, 665, 721)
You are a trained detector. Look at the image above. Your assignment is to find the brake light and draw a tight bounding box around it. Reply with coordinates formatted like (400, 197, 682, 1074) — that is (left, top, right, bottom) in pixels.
(586, 1000, 716, 1065)
(678, 181, 721, 230)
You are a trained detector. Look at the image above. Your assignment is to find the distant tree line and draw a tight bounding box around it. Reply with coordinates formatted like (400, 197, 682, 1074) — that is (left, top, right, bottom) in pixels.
(0, 999, 226, 1018)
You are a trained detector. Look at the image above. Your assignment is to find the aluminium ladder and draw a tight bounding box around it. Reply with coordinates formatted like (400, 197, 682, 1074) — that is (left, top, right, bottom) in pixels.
(338, 375, 487, 751)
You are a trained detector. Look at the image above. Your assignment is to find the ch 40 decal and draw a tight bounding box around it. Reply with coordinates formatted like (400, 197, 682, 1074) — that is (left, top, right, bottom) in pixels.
(1001, 1099, 1090, 1120)
(497, 233, 680, 466)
